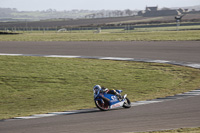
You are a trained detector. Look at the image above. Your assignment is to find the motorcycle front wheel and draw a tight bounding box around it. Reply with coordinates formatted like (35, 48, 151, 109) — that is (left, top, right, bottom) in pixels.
(95, 100, 109, 111)
(123, 98, 131, 108)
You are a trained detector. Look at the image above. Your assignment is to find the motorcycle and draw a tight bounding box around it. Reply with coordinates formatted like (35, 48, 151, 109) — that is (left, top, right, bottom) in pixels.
(94, 89, 131, 111)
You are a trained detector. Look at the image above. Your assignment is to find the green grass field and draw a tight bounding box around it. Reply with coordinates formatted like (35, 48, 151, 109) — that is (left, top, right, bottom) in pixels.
(139, 127, 200, 133)
(1, 55, 200, 119)
(0, 26, 200, 41)
(134, 25, 200, 32)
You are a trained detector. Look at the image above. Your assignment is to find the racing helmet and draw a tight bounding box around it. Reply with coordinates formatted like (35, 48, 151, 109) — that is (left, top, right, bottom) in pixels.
(93, 85, 101, 94)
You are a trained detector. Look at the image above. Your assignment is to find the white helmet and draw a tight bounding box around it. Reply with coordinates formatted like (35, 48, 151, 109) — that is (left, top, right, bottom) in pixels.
(93, 85, 101, 91)
(93, 85, 101, 95)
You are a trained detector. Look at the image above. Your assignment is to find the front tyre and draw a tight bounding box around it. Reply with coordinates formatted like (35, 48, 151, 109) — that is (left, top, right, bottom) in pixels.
(123, 98, 131, 108)
(95, 100, 109, 111)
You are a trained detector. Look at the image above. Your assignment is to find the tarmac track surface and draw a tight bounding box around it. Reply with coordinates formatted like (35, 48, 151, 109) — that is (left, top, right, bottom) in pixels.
(0, 41, 200, 133)
(0, 41, 200, 63)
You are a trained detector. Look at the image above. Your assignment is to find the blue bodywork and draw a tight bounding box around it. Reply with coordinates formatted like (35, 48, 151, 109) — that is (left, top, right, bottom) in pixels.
(94, 90, 125, 109)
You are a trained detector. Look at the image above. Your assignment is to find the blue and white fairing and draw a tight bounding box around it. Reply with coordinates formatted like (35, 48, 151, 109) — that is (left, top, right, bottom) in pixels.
(94, 88, 127, 109)
(103, 93, 125, 109)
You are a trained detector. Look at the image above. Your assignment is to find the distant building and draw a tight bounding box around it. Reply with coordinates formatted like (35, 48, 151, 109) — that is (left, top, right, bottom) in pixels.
(138, 6, 183, 17)
(146, 6, 158, 12)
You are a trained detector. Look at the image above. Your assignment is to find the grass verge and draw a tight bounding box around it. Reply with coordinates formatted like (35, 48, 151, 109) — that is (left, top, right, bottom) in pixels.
(1, 56, 200, 119)
(138, 127, 200, 133)
(0, 30, 200, 41)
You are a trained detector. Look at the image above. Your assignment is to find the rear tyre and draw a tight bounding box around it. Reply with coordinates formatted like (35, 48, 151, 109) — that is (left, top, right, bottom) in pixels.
(123, 98, 131, 108)
(95, 100, 109, 111)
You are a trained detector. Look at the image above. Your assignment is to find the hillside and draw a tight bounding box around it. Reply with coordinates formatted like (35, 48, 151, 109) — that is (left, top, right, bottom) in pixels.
(0, 13, 200, 29)
(1, 5, 200, 22)
(0, 8, 137, 22)
(1, 4, 200, 29)
(0, 8, 98, 22)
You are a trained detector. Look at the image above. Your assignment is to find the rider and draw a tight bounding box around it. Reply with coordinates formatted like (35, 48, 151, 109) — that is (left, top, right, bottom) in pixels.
(93, 85, 123, 101)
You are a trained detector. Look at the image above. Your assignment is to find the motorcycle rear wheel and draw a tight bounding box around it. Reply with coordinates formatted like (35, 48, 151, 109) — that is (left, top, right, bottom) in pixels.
(123, 98, 131, 108)
(95, 100, 109, 111)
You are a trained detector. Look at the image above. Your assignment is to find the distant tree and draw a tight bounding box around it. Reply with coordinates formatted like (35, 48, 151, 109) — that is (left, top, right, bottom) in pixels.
(125, 9, 132, 16)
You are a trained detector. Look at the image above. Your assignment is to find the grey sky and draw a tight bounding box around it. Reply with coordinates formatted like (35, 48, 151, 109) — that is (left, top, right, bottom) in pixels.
(0, 0, 200, 11)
